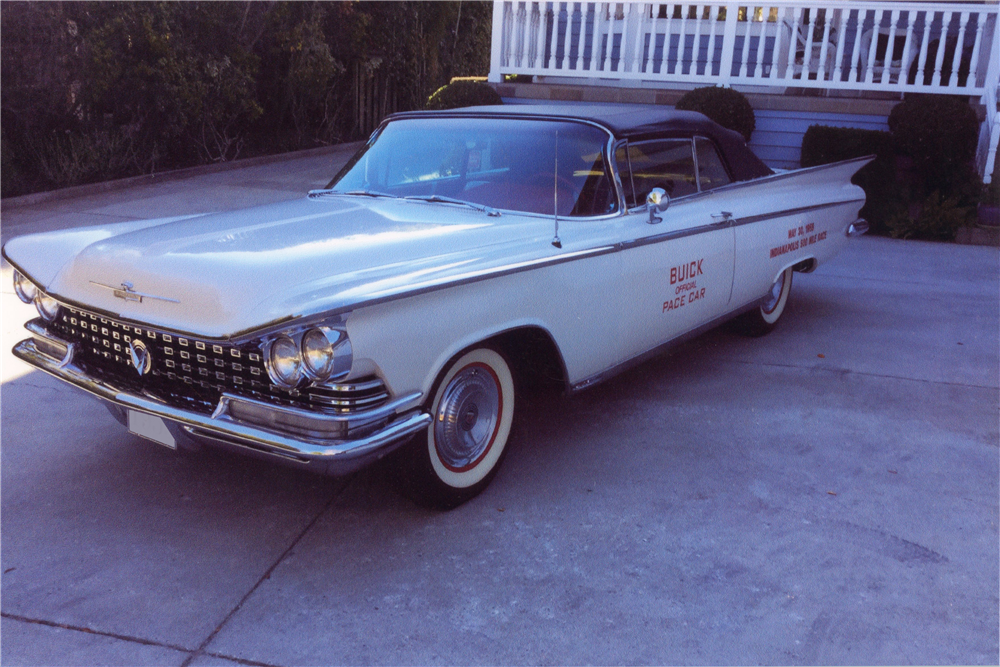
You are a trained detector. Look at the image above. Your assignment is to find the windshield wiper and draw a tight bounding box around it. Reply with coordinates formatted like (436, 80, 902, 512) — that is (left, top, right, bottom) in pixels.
(403, 194, 500, 217)
(308, 188, 397, 199)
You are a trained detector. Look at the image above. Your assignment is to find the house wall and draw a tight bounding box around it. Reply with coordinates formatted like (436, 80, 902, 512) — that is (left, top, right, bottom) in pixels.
(751, 108, 890, 169)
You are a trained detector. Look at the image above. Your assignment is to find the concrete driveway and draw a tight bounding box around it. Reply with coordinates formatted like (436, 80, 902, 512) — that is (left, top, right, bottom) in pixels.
(1, 147, 997, 666)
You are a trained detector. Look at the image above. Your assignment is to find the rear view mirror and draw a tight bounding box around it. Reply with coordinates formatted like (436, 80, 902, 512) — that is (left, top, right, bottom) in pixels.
(646, 187, 670, 224)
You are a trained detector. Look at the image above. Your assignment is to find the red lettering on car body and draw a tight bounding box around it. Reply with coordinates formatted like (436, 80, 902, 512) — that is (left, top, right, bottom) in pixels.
(670, 258, 705, 285)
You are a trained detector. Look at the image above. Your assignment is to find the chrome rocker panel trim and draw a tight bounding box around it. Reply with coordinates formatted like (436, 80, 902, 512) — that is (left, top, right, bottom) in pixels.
(12, 336, 430, 475)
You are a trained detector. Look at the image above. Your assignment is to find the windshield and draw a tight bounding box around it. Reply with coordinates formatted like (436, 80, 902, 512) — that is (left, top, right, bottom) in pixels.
(326, 117, 618, 217)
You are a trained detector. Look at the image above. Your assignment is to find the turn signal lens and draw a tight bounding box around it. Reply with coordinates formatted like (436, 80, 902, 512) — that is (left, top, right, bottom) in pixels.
(266, 335, 302, 387)
(302, 328, 335, 381)
(35, 293, 61, 322)
(13, 271, 37, 304)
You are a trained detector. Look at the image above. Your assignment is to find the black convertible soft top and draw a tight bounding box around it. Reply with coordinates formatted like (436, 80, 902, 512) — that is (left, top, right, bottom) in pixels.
(389, 104, 773, 183)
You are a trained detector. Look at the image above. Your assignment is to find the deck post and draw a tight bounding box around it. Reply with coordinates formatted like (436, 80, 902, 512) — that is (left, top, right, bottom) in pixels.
(717, 3, 740, 85)
(488, 0, 507, 83)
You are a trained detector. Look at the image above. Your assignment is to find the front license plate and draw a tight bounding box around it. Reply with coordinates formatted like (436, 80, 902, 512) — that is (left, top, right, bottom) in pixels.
(128, 410, 177, 450)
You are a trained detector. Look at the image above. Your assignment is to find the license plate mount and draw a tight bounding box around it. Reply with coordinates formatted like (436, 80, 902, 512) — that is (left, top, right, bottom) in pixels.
(128, 410, 177, 450)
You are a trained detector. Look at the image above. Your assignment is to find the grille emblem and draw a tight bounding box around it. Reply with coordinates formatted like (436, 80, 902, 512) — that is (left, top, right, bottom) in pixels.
(128, 339, 152, 376)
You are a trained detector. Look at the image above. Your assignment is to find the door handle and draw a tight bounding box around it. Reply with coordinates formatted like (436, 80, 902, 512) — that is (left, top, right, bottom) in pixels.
(710, 211, 733, 225)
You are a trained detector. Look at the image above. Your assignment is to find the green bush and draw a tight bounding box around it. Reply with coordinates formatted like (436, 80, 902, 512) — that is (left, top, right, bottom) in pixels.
(1, 2, 495, 197)
(425, 80, 502, 110)
(675, 86, 755, 141)
(888, 95, 979, 198)
(800, 125, 899, 236)
(887, 190, 976, 240)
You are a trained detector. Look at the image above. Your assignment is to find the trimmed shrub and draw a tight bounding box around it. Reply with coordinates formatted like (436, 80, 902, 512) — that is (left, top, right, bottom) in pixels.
(426, 80, 502, 110)
(888, 95, 979, 198)
(675, 86, 755, 141)
(800, 125, 899, 236)
(887, 190, 976, 240)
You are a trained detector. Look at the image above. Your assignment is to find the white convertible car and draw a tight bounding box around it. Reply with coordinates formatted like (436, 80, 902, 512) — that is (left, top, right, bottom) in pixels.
(5, 105, 869, 508)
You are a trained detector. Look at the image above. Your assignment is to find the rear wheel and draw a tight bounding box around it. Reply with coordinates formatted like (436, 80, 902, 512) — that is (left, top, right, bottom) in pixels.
(392, 347, 515, 509)
(732, 267, 793, 337)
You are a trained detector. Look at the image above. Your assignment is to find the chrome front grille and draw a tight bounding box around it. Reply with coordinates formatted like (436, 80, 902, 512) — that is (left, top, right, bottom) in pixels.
(49, 307, 388, 416)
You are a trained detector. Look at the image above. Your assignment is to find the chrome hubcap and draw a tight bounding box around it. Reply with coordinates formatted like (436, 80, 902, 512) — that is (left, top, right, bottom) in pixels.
(763, 272, 785, 313)
(434, 364, 501, 471)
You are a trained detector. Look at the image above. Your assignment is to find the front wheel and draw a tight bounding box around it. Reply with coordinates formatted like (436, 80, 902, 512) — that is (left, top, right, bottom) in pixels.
(732, 267, 793, 337)
(391, 347, 515, 509)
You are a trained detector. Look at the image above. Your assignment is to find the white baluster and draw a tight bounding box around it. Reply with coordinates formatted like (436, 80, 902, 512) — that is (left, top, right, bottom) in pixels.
(561, 2, 573, 70)
(738, 7, 752, 79)
(503, 2, 513, 67)
(879, 10, 900, 85)
(601, 2, 618, 72)
(782, 6, 801, 80)
(678, 3, 690, 74)
(931, 10, 955, 87)
(551, 2, 562, 69)
(949, 11, 970, 88)
(966, 11, 987, 85)
(534, 2, 546, 70)
(753, 7, 766, 79)
(526, 2, 535, 68)
(816, 9, 834, 81)
(847, 9, 864, 83)
(914, 10, 934, 87)
(514, 2, 525, 68)
(574, 3, 586, 71)
(863, 9, 884, 84)
(658, 4, 674, 75)
(832, 8, 848, 83)
(708, 4, 723, 78)
(801, 7, 818, 80)
(631, 3, 646, 73)
(595, 2, 609, 72)
(769, 6, 783, 80)
(897, 9, 916, 88)
(690, 5, 705, 76)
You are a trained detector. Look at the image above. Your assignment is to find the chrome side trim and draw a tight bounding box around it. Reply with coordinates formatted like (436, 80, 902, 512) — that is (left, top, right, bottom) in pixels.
(618, 220, 731, 249)
(570, 296, 764, 393)
(731, 199, 865, 227)
(12, 336, 431, 475)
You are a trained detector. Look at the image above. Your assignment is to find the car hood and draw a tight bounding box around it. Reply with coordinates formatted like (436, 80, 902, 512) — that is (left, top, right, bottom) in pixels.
(4, 196, 563, 339)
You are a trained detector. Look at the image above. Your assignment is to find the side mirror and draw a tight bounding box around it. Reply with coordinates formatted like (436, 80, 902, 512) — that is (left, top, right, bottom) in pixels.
(646, 188, 670, 224)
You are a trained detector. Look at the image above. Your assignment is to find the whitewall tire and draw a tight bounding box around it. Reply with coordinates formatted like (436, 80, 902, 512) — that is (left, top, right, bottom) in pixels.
(392, 347, 516, 509)
(733, 267, 793, 337)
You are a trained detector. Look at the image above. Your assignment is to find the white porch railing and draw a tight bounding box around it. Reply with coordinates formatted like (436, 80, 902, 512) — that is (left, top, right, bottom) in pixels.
(975, 13, 1000, 184)
(489, 1, 999, 96)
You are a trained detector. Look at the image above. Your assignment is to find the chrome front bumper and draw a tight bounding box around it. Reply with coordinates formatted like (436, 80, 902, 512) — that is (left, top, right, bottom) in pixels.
(12, 331, 431, 475)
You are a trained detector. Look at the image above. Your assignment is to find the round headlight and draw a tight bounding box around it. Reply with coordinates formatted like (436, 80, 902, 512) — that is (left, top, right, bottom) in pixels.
(266, 335, 302, 387)
(302, 328, 335, 381)
(13, 271, 37, 304)
(35, 293, 61, 322)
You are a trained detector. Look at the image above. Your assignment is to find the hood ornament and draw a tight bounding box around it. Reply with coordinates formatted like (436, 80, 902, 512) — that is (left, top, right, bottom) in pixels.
(90, 281, 179, 304)
(128, 339, 152, 376)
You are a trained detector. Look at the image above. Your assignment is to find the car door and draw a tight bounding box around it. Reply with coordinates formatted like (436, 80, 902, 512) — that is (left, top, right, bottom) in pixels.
(613, 136, 736, 361)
